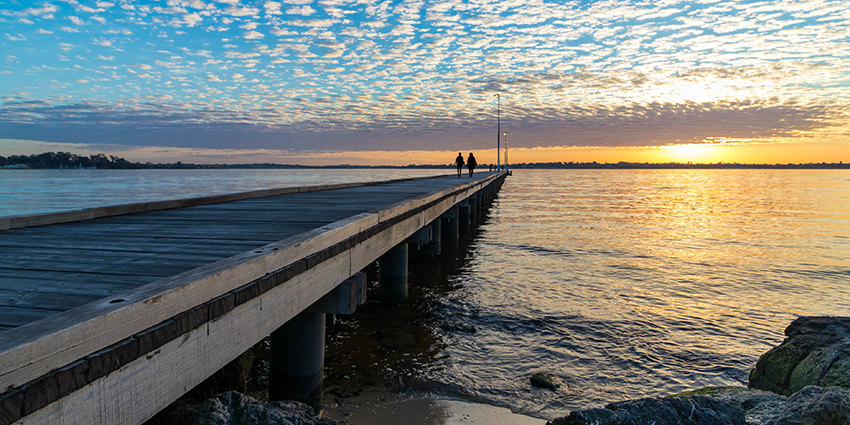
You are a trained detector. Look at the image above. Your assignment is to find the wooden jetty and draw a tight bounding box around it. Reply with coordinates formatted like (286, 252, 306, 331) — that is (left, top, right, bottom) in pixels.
(0, 172, 506, 425)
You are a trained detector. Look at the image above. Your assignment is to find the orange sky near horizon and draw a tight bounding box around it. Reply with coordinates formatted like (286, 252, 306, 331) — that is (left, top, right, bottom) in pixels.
(2, 138, 849, 166)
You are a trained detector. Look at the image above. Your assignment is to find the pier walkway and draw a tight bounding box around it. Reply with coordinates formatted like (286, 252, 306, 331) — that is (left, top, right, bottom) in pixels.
(0, 171, 506, 425)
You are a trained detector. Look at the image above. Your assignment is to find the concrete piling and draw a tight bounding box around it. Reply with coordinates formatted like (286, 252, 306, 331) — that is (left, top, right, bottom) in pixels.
(269, 312, 326, 410)
(379, 242, 408, 303)
(421, 221, 441, 256)
(458, 200, 470, 229)
(441, 207, 459, 240)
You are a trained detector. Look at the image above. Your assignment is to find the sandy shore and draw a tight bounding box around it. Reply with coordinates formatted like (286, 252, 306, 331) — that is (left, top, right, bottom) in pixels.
(321, 387, 546, 425)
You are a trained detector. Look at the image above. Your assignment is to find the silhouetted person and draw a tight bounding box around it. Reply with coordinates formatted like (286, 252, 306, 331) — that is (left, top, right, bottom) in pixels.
(467, 152, 477, 177)
(455, 152, 464, 177)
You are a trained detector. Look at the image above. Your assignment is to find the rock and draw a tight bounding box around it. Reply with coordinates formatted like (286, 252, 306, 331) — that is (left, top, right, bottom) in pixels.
(192, 391, 352, 425)
(546, 395, 745, 425)
(530, 373, 560, 390)
(670, 386, 787, 425)
(749, 316, 850, 396)
(766, 385, 850, 425)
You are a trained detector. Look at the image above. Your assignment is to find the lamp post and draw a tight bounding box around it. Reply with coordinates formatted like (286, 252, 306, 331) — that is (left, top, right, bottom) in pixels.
(504, 132, 508, 171)
(494, 93, 500, 171)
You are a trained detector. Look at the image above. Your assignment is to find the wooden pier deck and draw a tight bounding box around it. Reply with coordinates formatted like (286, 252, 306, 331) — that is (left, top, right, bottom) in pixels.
(0, 171, 506, 425)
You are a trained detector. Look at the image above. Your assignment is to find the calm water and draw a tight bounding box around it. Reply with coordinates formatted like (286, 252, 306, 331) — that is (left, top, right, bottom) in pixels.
(4, 168, 849, 420)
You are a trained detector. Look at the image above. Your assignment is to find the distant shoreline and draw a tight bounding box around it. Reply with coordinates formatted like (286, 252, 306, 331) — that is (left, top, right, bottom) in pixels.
(2, 152, 848, 170)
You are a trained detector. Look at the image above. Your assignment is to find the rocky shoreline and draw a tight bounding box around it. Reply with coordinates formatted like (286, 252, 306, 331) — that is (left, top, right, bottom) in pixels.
(546, 316, 850, 425)
(152, 316, 850, 425)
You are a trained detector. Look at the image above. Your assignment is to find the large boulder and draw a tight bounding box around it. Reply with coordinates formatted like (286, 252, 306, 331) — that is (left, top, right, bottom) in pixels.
(192, 391, 351, 425)
(671, 386, 786, 425)
(766, 385, 850, 425)
(749, 316, 850, 396)
(546, 395, 746, 425)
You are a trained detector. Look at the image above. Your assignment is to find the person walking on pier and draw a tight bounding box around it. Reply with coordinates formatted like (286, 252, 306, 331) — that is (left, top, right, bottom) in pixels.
(467, 152, 477, 177)
(455, 152, 464, 177)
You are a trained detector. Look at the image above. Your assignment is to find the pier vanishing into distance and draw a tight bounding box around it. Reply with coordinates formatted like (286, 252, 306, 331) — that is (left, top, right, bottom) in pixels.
(0, 171, 507, 425)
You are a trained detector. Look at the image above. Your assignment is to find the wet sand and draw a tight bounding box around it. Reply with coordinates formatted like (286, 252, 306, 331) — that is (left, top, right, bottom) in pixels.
(322, 387, 546, 425)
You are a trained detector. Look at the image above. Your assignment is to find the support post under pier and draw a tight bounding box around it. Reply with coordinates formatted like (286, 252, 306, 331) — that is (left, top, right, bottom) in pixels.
(269, 311, 325, 410)
(379, 242, 408, 303)
(421, 220, 441, 256)
(457, 201, 470, 229)
(441, 207, 459, 240)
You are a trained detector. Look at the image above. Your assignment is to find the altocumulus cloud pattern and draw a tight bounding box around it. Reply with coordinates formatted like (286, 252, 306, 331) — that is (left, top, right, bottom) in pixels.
(1, 0, 848, 153)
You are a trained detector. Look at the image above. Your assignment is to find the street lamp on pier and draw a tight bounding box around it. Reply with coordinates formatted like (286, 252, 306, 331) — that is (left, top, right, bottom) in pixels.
(504, 132, 508, 171)
(494, 93, 500, 171)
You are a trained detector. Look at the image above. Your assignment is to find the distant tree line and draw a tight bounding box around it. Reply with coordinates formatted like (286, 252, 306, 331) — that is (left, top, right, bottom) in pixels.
(0, 152, 142, 169)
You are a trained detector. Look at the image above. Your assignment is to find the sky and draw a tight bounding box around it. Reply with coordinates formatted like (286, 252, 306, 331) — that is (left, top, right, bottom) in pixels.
(1, 0, 849, 165)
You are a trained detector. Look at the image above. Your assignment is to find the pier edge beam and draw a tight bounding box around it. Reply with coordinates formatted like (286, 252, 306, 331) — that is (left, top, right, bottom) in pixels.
(269, 311, 326, 410)
(378, 242, 408, 303)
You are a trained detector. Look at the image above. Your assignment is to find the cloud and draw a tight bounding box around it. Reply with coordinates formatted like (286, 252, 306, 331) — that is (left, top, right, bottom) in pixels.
(2, 4, 58, 19)
(288, 18, 335, 27)
(271, 27, 298, 36)
(243, 30, 264, 39)
(223, 5, 260, 17)
(264, 1, 283, 15)
(286, 5, 316, 15)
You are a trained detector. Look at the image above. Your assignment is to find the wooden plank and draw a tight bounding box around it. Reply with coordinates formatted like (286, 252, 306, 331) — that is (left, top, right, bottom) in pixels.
(0, 236, 267, 254)
(0, 270, 160, 286)
(0, 290, 106, 313)
(0, 307, 60, 329)
(0, 247, 231, 265)
(0, 260, 208, 278)
(6, 222, 323, 241)
(0, 278, 139, 298)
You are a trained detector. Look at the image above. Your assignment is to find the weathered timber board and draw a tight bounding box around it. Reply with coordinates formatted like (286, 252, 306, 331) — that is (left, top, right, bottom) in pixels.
(0, 270, 161, 286)
(0, 289, 108, 312)
(0, 306, 60, 328)
(0, 246, 229, 263)
(0, 238, 267, 258)
(0, 277, 139, 297)
(0, 235, 271, 253)
(0, 260, 209, 277)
